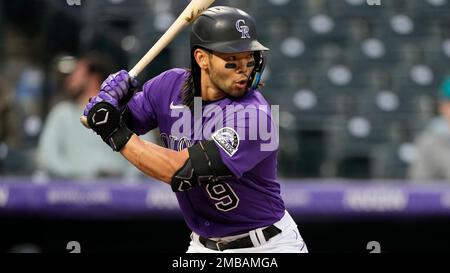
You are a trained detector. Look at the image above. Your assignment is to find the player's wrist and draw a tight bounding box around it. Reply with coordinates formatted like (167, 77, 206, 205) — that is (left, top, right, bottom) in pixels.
(103, 119, 133, 152)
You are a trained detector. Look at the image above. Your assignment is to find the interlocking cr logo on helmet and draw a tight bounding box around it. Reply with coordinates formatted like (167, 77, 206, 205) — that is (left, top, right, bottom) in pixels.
(236, 19, 251, 39)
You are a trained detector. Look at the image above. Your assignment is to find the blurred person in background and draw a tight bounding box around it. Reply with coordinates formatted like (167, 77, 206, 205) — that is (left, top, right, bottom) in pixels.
(37, 52, 137, 180)
(409, 77, 450, 181)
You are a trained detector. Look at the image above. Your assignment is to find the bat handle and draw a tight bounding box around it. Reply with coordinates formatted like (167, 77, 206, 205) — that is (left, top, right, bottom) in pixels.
(80, 116, 90, 129)
(128, 70, 138, 79)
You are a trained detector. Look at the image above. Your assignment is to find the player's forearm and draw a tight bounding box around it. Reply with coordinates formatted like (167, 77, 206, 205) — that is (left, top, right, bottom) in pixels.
(120, 135, 189, 183)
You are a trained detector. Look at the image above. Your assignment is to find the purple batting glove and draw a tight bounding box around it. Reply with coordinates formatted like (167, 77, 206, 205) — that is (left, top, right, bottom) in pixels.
(83, 92, 118, 117)
(100, 70, 139, 102)
(83, 70, 139, 117)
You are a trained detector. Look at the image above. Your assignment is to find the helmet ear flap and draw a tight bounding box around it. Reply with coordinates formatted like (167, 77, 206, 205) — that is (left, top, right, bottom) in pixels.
(248, 51, 265, 90)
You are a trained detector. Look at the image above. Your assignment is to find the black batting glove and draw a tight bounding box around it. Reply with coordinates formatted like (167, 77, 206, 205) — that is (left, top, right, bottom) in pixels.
(87, 102, 133, 152)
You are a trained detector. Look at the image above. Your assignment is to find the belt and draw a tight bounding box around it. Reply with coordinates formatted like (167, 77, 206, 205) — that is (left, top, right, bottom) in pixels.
(199, 225, 282, 251)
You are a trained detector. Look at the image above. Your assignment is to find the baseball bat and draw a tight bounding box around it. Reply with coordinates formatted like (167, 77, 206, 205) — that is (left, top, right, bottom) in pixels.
(80, 0, 215, 128)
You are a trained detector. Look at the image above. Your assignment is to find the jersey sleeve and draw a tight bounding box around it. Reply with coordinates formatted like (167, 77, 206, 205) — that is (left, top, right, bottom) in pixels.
(211, 105, 279, 178)
(126, 71, 169, 135)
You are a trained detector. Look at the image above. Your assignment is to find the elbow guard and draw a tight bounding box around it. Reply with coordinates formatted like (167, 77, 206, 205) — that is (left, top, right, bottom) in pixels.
(171, 140, 233, 192)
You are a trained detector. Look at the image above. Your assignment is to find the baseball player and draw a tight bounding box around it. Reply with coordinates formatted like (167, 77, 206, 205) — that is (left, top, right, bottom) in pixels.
(83, 6, 308, 253)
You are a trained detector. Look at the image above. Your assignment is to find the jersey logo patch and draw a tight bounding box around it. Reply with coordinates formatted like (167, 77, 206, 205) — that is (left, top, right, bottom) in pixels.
(212, 127, 240, 157)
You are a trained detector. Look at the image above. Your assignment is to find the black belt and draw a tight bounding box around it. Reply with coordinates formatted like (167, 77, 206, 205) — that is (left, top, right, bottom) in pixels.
(199, 225, 282, 251)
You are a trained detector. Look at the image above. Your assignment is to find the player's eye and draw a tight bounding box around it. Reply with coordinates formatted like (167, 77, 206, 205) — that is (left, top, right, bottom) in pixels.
(224, 58, 255, 69)
(225, 63, 237, 69)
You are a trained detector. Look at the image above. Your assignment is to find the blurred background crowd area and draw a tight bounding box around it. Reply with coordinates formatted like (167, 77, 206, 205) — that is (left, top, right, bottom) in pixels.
(1, 0, 450, 180)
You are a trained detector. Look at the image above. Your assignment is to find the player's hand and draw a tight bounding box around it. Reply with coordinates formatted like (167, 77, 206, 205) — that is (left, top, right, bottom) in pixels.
(83, 91, 118, 117)
(83, 70, 138, 117)
(82, 70, 137, 151)
(101, 70, 139, 105)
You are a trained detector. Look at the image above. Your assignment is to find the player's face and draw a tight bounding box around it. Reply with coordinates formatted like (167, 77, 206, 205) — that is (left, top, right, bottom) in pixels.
(207, 51, 255, 98)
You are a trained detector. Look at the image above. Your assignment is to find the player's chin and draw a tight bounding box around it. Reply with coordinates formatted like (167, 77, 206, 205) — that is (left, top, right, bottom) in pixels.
(228, 85, 249, 97)
(228, 89, 248, 98)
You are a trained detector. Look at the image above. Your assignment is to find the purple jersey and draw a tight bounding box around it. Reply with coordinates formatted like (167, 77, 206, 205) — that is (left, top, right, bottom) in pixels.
(127, 68, 285, 237)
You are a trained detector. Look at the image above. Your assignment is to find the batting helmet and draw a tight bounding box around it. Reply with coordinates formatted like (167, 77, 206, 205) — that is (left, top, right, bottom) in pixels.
(190, 6, 269, 94)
